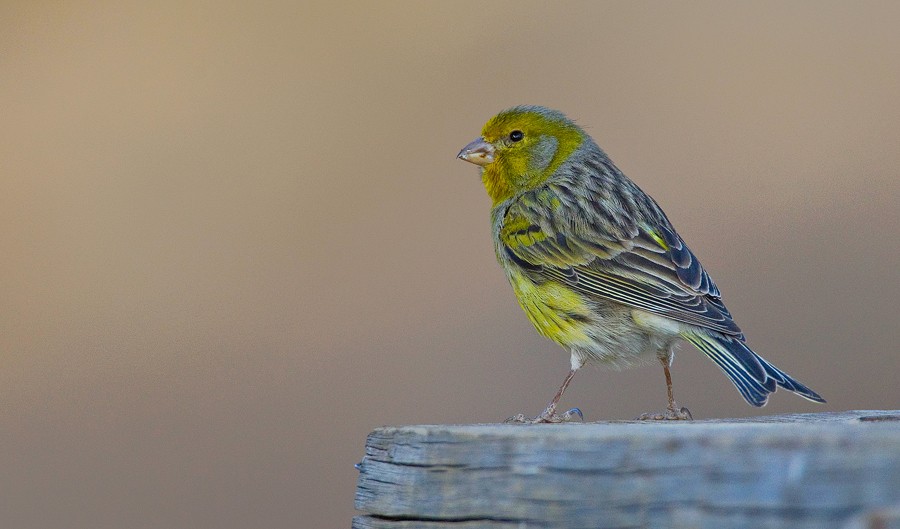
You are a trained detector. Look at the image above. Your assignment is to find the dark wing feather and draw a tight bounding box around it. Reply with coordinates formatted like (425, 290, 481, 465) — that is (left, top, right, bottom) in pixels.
(499, 184, 744, 339)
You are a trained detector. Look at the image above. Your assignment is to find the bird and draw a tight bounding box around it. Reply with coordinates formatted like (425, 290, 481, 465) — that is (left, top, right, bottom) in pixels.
(457, 105, 825, 422)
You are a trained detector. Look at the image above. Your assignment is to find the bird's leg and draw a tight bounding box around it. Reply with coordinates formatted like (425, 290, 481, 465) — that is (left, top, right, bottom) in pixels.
(542, 368, 577, 420)
(661, 362, 692, 420)
(638, 356, 692, 420)
(506, 369, 583, 424)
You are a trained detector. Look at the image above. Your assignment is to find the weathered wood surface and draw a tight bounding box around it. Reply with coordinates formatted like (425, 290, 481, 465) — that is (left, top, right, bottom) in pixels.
(353, 410, 900, 529)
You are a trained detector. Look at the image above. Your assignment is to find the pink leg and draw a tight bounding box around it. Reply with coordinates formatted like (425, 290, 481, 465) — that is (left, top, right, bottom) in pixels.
(542, 368, 578, 419)
(638, 356, 692, 420)
(507, 369, 581, 424)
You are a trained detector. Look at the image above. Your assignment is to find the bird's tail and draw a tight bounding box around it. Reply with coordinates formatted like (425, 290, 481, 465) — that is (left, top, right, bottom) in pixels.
(681, 331, 826, 407)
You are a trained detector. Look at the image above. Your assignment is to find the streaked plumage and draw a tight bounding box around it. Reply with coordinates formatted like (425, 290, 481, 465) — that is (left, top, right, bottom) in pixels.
(458, 106, 824, 420)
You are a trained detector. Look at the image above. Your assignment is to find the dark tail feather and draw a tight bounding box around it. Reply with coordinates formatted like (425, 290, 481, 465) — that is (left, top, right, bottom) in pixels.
(682, 332, 825, 407)
(755, 354, 826, 403)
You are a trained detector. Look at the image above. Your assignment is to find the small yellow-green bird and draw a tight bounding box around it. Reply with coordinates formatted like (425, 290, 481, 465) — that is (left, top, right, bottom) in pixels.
(458, 106, 825, 421)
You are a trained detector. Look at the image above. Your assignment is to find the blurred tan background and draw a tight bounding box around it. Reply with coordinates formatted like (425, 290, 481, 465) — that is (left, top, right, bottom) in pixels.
(2, 1, 899, 527)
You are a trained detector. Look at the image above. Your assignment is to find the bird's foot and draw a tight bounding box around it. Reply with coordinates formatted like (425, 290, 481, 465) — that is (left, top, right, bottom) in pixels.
(637, 406, 692, 421)
(505, 407, 583, 424)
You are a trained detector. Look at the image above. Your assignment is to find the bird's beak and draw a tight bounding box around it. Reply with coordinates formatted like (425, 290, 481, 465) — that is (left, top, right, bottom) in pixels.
(457, 137, 495, 166)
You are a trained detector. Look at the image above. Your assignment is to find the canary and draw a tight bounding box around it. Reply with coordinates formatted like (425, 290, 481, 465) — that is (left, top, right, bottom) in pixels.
(458, 106, 825, 421)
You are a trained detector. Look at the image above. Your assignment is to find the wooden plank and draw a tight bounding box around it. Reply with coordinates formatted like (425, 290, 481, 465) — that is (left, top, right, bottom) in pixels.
(353, 411, 900, 529)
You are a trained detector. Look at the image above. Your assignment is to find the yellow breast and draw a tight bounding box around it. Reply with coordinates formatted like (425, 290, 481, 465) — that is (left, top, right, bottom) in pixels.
(508, 269, 592, 347)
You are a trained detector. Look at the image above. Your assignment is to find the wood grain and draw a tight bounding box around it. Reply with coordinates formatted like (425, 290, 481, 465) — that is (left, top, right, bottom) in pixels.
(353, 411, 900, 529)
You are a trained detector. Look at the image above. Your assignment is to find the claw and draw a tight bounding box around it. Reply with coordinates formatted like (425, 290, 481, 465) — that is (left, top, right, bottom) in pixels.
(637, 406, 693, 421)
(504, 413, 528, 424)
(504, 407, 585, 424)
(562, 408, 584, 422)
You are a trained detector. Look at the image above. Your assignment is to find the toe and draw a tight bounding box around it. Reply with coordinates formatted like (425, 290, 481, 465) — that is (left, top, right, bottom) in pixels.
(561, 408, 584, 422)
(664, 405, 692, 420)
(504, 413, 527, 424)
(673, 407, 693, 420)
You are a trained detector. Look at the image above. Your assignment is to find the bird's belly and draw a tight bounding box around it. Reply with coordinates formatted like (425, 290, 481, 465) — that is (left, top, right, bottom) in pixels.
(507, 269, 674, 367)
(507, 269, 594, 348)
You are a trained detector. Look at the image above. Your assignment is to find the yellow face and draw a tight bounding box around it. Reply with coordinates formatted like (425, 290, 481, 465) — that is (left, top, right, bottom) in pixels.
(458, 106, 584, 205)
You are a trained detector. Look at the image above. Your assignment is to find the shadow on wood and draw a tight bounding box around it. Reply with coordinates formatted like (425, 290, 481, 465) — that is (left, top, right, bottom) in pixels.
(353, 411, 900, 529)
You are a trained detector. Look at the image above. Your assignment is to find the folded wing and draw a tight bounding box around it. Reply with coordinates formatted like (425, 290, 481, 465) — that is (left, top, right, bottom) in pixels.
(499, 185, 744, 339)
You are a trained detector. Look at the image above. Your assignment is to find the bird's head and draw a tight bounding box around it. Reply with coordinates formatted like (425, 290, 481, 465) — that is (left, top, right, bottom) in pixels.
(458, 106, 586, 205)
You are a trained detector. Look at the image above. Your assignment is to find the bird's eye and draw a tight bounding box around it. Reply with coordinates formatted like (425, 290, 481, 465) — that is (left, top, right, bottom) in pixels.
(509, 130, 524, 142)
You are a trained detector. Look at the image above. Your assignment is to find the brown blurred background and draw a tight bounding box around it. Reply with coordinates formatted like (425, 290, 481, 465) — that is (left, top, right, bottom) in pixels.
(2, 1, 899, 528)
